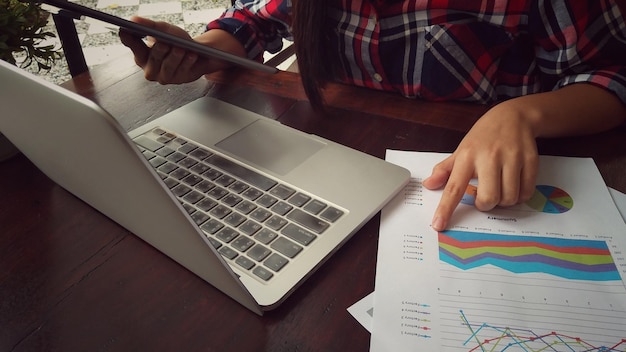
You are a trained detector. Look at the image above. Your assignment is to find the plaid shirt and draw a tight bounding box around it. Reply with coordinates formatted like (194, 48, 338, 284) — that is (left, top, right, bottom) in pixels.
(208, 0, 626, 104)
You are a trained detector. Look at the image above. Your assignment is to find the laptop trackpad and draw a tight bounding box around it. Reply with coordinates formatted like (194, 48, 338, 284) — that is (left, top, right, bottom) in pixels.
(215, 120, 325, 175)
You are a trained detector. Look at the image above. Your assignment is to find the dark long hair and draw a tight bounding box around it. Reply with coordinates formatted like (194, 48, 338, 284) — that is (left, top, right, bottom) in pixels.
(292, 0, 340, 110)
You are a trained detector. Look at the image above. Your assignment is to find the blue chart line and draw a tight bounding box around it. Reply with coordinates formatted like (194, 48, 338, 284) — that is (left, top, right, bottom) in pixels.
(459, 310, 626, 352)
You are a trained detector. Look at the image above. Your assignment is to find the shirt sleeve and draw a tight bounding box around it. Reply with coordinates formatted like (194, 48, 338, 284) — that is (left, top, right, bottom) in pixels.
(207, 0, 293, 61)
(531, 0, 626, 105)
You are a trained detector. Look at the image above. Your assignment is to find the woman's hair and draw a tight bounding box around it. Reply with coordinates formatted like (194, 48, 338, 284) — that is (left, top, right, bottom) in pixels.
(292, 0, 340, 110)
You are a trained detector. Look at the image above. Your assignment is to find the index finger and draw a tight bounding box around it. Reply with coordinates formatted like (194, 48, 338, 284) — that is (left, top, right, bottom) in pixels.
(431, 160, 474, 231)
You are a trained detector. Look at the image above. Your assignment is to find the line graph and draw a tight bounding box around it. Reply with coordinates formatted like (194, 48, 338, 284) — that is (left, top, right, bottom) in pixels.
(458, 310, 626, 352)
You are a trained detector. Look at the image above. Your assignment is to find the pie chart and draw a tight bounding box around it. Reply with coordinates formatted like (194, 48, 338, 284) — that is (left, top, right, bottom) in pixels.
(460, 184, 478, 205)
(460, 184, 574, 214)
(525, 185, 574, 214)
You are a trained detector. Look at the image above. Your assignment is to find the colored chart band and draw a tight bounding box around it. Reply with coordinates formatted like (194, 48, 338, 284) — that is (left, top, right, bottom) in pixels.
(439, 230, 620, 281)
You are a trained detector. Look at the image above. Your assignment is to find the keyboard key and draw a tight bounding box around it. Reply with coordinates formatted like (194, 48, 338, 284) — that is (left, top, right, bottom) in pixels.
(239, 220, 262, 236)
(286, 209, 329, 234)
(242, 188, 262, 200)
(189, 148, 212, 160)
(281, 223, 316, 246)
(235, 200, 257, 214)
(247, 244, 272, 262)
(257, 194, 278, 208)
(155, 146, 174, 157)
(216, 227, 238, 243)
(207, 155, 277, 191)
(182, 174, 202, 186)
(202, 168, 222, 180)
(207, 237, 221, 249)
(218, 246, 238, 260)
(191, 212, 209, 225)
(254, 228, 278, 244)
(269, 184, 295, 200)
(160, 132, 176, 142)
(183, 190, 204, 204)
(270, 237, 302, 258)
(288, 192, 311, 207)
(250, 208, 271, 222)
(195, 180, 214, 193)
(200, 219, 224, 235)
(271, 201, 292, 216)
(149, 156, 167, 168)
(265, 215, 288, 231)
(221, 194, 242, 207)
(235, 256, 255, 270)
(253, 266, 273, 281)
(170, 168, 190, 180)
(229, 181, 248, 194)
(166, 151, 186, 163)
(320, 207, 344, 223)
(215, 175, 235, 187)
(173, 137, 187, 144)
(264, 253, 289, 272)
(231, 236, 255, 252)
(196, 198, 218, 212)
(303, 199, 326, 215)
(157, 162, 178, 174)
(134, 135, 162, 151)
(207, 187, 228, 200)
(163, 177, 178, 189)
(182, 203, 195, 214)
(190, 163, 210, 174)
(178, 157, 196, 169)
(209, 204, 231, 219)
(178, 143, 196, 154)
(224, 212, 246, 227)
(141, 149, 155, 160)
(171, 184, 191, 197)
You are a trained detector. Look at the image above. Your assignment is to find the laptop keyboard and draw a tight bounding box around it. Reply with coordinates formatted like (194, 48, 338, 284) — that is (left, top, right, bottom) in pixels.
(133, 127, 344, 282)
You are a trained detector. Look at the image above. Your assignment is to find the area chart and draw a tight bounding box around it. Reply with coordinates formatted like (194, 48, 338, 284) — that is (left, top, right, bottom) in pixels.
(438, 230, 620, 281)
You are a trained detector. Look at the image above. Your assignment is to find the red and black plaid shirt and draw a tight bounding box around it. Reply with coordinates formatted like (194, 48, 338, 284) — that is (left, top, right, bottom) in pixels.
(208, 0, 626, 104)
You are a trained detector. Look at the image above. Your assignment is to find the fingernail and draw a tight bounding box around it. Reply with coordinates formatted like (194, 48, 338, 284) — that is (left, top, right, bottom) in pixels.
(431, 216, 444, 231)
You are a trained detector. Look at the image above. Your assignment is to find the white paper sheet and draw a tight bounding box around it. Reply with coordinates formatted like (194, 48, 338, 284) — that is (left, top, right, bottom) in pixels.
(347, 188, 626, 332)
(369, 151, 626, 352)
(610, 187, 626, 222)
(347, 292, 374, 333)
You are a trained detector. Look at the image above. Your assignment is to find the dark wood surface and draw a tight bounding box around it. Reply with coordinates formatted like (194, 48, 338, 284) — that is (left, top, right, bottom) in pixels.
(2, 55, 625, 352)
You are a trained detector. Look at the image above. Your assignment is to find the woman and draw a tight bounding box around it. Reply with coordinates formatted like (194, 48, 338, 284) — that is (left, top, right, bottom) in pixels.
(120, 0, 626, 231)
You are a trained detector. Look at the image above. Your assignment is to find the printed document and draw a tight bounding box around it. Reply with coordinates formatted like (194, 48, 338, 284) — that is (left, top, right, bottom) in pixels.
(370, 151, 626, 352)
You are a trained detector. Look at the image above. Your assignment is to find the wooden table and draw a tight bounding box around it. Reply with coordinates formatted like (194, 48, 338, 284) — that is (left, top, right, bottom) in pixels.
(2, 56, 625, 351)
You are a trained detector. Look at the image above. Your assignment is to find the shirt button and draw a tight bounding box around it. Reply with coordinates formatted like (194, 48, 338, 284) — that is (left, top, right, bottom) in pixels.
(373, 73, 383, 82)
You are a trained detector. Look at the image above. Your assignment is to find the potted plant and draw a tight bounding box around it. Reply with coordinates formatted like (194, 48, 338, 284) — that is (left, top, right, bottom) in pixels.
(1, 0, 60, 69)
(1, 0, 61, 160)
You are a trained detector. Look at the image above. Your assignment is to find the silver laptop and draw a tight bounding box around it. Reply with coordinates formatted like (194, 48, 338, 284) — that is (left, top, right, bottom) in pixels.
(0, 60, 410, 315)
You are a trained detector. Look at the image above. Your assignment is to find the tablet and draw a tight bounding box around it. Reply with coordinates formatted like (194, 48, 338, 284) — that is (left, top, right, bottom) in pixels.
(40, 0, 279, 74)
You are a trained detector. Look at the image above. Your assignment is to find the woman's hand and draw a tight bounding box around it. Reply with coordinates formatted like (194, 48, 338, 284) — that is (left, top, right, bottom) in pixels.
(422, 101, 539, 231)
(422, 84, 626, 232)
(119, 16, 246, 84)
